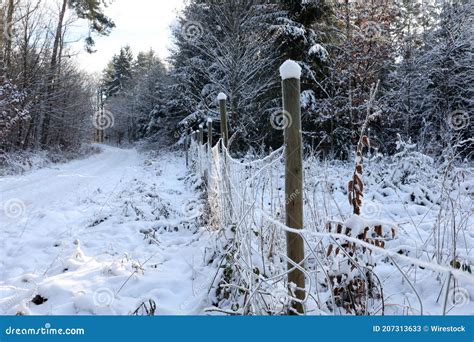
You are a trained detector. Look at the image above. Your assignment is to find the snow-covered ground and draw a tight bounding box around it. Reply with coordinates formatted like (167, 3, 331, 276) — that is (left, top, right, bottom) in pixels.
(0, 146, 214, 315)
(196, 141, 474, 315)
(0, 145, 102, 177)
(301, 153, 474, 315)
(1, 144, 473, 316)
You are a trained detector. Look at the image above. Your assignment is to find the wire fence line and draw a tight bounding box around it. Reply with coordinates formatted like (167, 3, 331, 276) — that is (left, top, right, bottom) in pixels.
(183, 61, 472, 315)
(191, 137, 285, 231)
(188, 135, 474, 315)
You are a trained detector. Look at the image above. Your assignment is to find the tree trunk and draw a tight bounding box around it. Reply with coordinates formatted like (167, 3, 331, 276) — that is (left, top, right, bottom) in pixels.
(40, 0, 67, 146)
(0, 1, 6, 76)
(4, 0, 14, 71)
(345, 0, 353, 148)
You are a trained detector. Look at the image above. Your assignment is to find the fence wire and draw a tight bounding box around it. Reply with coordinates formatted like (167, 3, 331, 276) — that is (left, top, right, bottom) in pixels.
(189, 138, 474, 315)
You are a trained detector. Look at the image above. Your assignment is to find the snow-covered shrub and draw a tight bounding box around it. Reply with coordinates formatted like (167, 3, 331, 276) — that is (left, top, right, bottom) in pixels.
(390, 135, 435, 185)
(0, 144, 101, 176)
(0, 76, 29, 150)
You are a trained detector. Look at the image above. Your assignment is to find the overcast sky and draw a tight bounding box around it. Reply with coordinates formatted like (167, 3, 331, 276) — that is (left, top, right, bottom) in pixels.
(69, 0, 185, 75)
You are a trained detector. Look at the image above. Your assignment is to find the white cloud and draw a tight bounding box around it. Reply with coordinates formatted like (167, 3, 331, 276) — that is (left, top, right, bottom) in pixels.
(68, 0, 185, 75)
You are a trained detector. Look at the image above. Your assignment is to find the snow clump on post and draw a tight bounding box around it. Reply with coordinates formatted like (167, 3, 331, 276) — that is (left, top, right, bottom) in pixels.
(279, 59, 302, 80)
(217, 92, 227, 101)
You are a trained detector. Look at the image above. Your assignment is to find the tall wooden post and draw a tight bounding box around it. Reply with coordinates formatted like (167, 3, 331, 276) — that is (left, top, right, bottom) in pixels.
(207, 118, 213, 149)
(199, 124, 204, 145)
(206, 118, 213, 184)
(185, 133, 190, 168)
(217, 92, 232, 222)
(217, 93, 228, 147)
(196, 128, 202, 175)
(280, 60, 305, 314)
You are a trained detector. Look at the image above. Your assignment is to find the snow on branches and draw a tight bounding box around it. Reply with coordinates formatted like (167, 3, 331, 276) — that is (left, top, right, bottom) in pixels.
(0, 76, 29, 147)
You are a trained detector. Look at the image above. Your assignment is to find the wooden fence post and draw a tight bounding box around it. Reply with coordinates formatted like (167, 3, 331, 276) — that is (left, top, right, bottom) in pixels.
(199, 124, 204, 145)
(185, 132, 190, 168)
(196, 128, 202, 176)
(280, 60, 305, 314)
(217, 92, 233, 223)
(217, 93, 228, 147)
(207, 118, 213, 149)
(206, 118, 213, 184)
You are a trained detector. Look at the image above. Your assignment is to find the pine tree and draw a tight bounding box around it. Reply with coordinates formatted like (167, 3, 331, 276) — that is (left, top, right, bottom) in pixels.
(69, 0, 115, 52)
(272, 0, 335, 151)
(103, 46, 134, 98)
(168, 0, 282, 149)
(418, 0, 473, 155)
(99, 46, 170, 143)
(313, 0, 399, 158)
(0, 76, 29, 150)
(385, 0, 431, 144)
(386, 0, 473, 156)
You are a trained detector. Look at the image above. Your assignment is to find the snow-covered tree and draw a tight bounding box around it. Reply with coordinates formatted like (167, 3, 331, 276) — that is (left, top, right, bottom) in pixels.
(386, 0, 473, 157)
(103, 46, 134, 98)
(418, 0, 473, 155)
(310, 0, 400, 158)
(100, 47, 169, 143)
(0, 75, 29, 150)
(1, 0, 99, 151)
(167, 0, 286, 149)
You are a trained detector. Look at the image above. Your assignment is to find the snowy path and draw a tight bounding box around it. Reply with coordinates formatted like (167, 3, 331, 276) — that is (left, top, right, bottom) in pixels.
(0, 146, 213, 315)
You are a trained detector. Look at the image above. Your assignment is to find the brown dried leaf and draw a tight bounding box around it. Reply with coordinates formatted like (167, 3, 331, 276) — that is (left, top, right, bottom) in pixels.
(354, 175, 364, 193)
(327, 244, 333, 257)
(362, 135, 370, 147)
